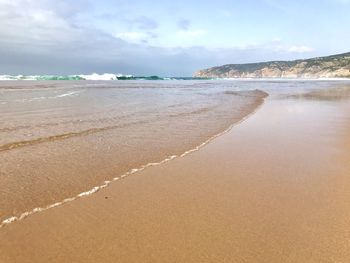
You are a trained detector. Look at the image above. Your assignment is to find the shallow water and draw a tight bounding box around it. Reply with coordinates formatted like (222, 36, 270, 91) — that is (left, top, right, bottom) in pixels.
(0, 80, 267, 223)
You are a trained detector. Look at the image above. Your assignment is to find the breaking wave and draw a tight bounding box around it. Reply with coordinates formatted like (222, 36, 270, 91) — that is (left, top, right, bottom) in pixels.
(0, 73, 213, 81)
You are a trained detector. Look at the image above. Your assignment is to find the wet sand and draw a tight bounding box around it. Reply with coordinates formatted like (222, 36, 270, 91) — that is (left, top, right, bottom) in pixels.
(1, 84, 350, 262)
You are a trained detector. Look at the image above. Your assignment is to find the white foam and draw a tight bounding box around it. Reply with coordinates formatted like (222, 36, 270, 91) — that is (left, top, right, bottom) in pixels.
(56, 90, 82, 98)
(2, 216, 17, 224)
(0, 73, 133, 81)
(7, 90, 83, 104)
(77, 73, 132, 81)
(78, 73, 118, 81)
(77, 187, 100, 197)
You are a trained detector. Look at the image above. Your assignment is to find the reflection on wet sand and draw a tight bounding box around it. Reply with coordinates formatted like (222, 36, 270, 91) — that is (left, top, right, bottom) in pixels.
(287, 84, 350, 101)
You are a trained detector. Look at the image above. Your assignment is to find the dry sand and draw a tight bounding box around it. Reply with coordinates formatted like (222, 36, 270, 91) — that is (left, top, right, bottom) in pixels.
(1, 89, 350, 262)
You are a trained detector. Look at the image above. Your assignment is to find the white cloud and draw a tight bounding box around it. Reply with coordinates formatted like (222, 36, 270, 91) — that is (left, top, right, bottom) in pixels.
(287, 45, 314, 53)
(234, 39, 314, 54)
(116, 32, 149, 43)
(176, 29, 207, 38)
(0, 0, 91, 46)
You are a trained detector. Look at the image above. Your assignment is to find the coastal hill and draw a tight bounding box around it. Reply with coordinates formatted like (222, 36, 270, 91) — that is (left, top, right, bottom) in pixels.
(194, 52, 350, 78)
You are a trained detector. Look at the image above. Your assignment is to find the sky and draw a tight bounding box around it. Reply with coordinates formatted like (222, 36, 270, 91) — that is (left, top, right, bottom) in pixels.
(0, 0, 349, 76)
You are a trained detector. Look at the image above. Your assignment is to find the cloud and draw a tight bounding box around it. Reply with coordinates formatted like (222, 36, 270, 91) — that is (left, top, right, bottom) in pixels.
(116, 32, 149, 43)
(177, 29, 207, 38)
(132, 16, 158, 30)
(0, 0, 95, 47)
(0, 0, 320, 76)
(287, 45, 314, 53)
(232, 39, 314, 55)
(116, 31, 157, 44)
(177, 19, 191, 30)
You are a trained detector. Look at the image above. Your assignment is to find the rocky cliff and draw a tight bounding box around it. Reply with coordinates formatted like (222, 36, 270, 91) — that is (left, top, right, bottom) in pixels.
(194, 52, 350, 78)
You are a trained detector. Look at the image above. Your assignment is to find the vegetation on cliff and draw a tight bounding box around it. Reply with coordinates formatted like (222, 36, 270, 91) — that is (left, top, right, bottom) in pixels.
(194, 52, 350, 78)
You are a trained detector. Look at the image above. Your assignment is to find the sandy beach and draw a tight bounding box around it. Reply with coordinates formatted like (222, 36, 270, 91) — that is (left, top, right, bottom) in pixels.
(1, 81, 350, 262)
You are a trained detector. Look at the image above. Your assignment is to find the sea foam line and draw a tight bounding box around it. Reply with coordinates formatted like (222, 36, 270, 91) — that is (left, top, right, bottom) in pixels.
(0, 95, 267, 229)
(1, 90, 83, 105)
(0, 155, 177, 228)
